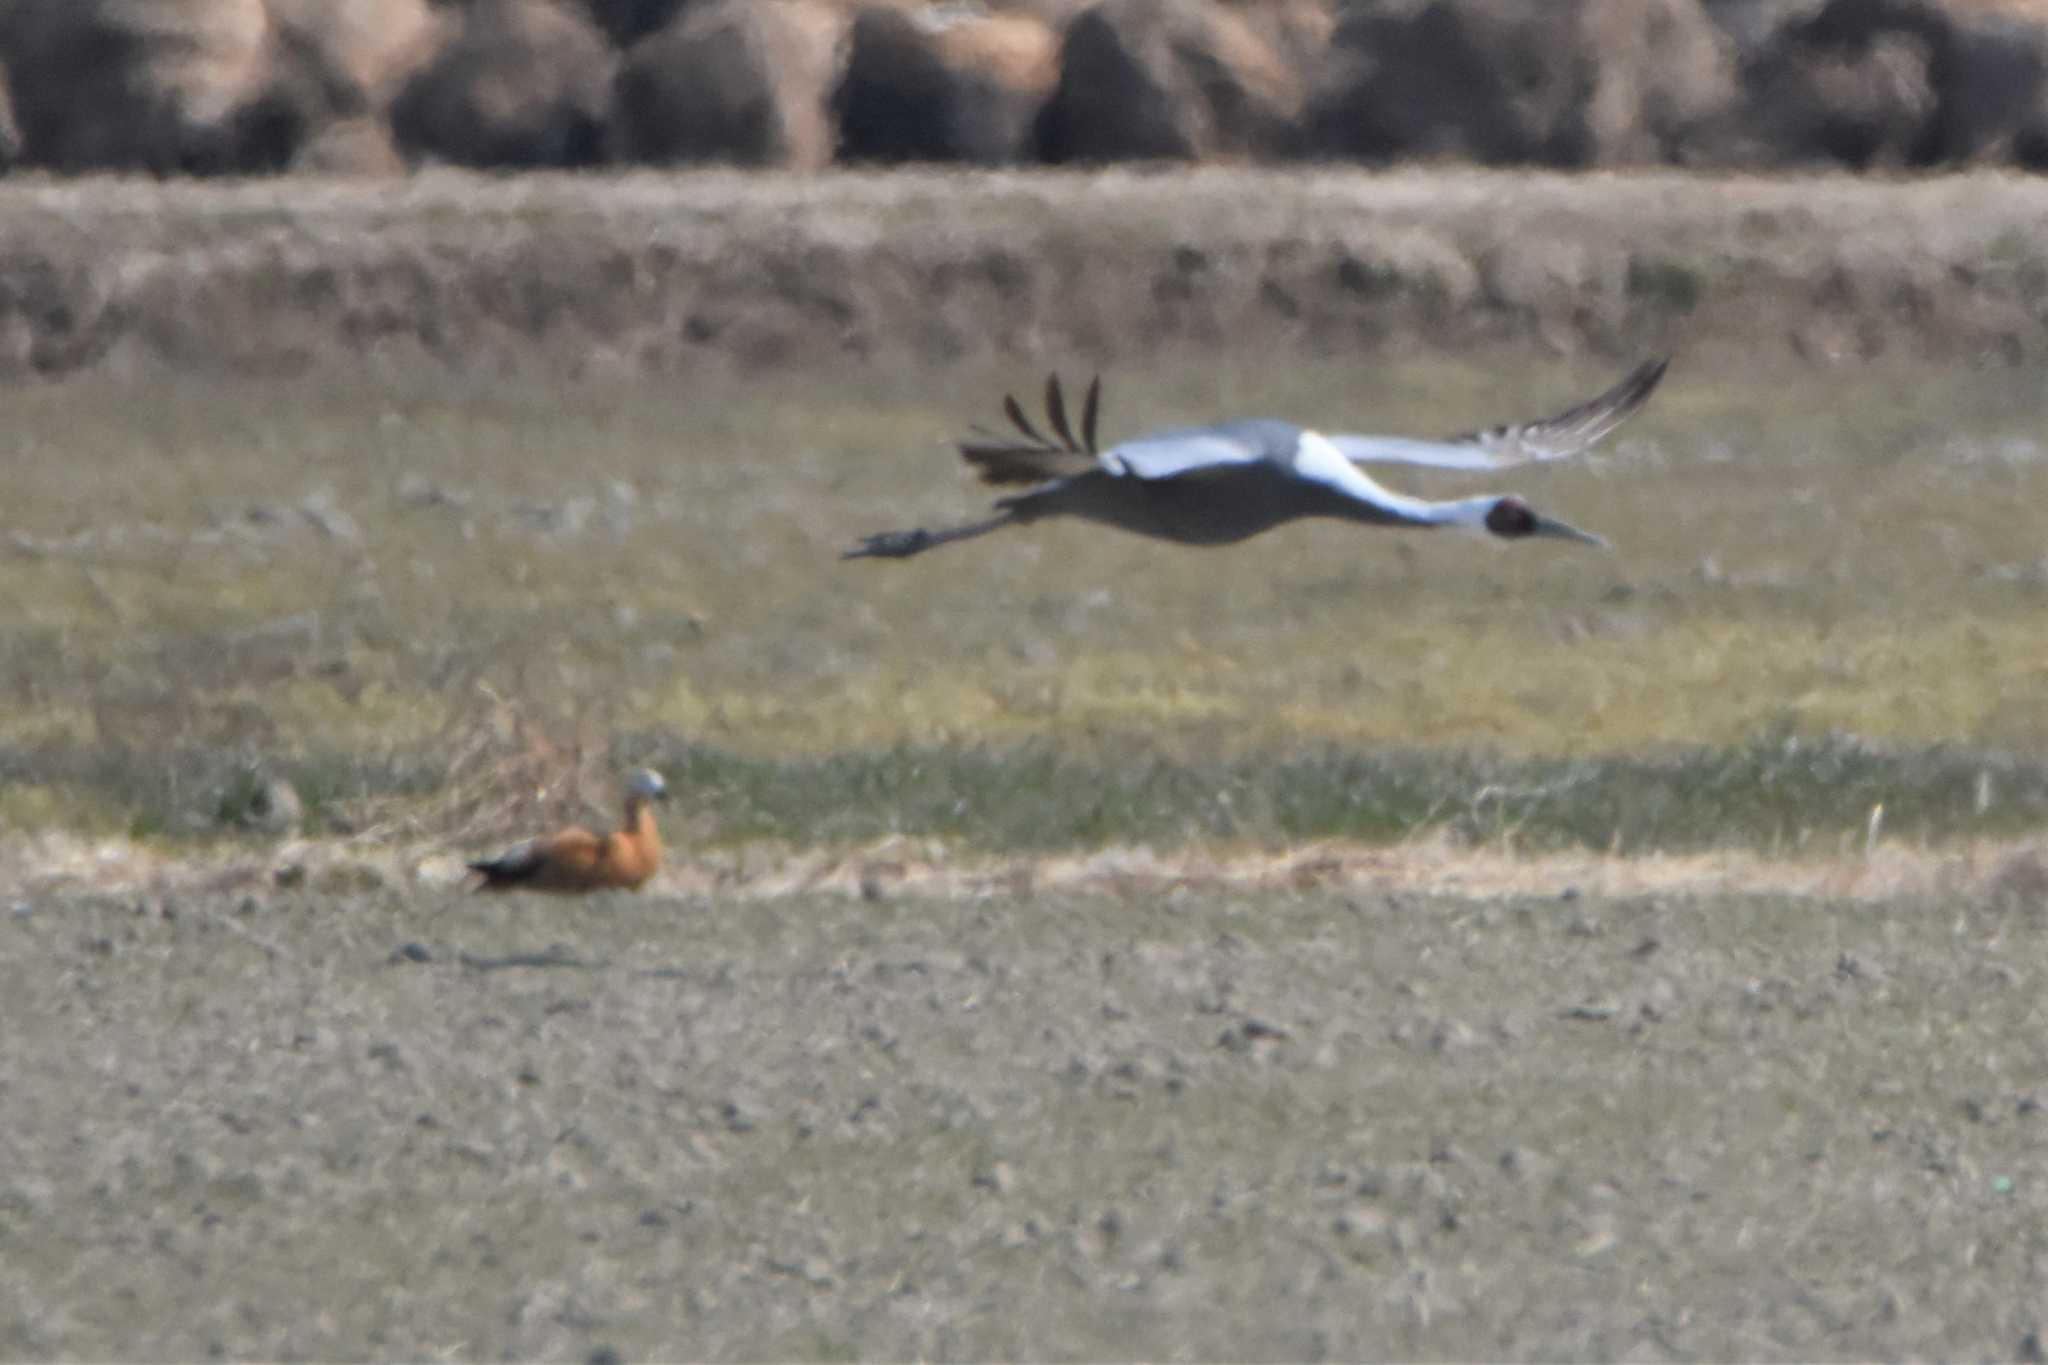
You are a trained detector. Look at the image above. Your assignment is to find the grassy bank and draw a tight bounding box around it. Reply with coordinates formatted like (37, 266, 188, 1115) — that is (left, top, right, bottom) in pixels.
(3, 354, 2045, 854)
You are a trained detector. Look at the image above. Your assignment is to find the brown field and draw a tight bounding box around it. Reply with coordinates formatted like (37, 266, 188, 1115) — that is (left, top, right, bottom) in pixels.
(6, 875, 2048, 1361)
(3, 169, 2048, 1361)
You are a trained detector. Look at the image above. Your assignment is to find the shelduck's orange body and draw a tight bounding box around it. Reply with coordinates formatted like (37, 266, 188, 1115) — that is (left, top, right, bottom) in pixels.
(469, 768, 669, 893)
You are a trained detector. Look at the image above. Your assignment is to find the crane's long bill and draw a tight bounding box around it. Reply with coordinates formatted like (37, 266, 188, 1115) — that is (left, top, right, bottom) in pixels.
(1533, 514, 1608, 548)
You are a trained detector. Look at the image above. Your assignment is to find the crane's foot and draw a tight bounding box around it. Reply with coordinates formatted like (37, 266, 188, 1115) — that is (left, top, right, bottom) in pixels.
(842, 529, 933, 560)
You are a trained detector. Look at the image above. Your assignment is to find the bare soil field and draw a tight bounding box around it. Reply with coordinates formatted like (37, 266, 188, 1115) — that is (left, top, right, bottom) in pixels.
(4, 873, 2047, 1361)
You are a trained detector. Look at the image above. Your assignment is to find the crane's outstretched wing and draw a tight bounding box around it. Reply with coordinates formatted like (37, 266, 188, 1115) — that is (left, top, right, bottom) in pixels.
(1325, 356, 1669, 472)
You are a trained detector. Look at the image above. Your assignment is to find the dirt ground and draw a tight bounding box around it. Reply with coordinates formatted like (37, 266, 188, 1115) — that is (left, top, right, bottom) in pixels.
(2, 873, 2045, 1361)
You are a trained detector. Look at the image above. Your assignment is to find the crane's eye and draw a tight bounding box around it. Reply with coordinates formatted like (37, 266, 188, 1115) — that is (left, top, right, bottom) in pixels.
(1484, 498, 1538, 538)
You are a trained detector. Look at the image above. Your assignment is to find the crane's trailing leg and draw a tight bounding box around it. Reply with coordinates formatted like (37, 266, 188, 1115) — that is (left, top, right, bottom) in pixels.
(842, 513, 1016, 560)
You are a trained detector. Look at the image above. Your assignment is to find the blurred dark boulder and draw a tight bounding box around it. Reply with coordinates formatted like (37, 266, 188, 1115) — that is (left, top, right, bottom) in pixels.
(581, 0, 924, 48)
(391, 0, 613, 168)
(834, 6, 1059, 163)
(1738, 18, 1936, 166)
(289, 117, 410, 176)
(1700, 0, 1825, 55)
(266, 0, 447, 117)
(1307, 0, 1736, 167)
(1583, 0, 1743, 163)
(1932, 6, 2048, 164)
(233, 0, 445, 173)
(582, 0, 693, 47)
(1035, 0, 1330, 162)
(0, 61, 20, 171)
(987, 0, 1096, 24)
(613, 0, 848, 168)
(0, 0, 276, 173)
(1726, 0, 2048, 166)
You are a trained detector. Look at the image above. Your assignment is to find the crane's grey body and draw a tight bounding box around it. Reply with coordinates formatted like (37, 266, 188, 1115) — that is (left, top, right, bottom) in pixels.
(1003, 422, 1418, 546)
(845, 359, 1668, 560)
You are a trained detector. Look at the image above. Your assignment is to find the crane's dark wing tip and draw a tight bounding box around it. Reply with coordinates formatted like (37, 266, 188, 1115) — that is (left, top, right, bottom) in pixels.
(1616, 355, 1670, 408)
(1452, 354, 1673, 455)
(1562, 354, 1670, 423)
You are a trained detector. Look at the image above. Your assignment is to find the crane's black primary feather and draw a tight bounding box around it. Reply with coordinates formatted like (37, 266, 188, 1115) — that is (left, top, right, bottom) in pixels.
(1003, 393, 1049, 446)
(1044, 374, 1078, 452)
(1080, 375, 1101, 455)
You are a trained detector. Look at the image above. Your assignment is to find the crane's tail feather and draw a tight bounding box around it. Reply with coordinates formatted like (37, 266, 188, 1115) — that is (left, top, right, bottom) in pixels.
(842, 513, 1016, 560)
(957, 372, 1105, 485)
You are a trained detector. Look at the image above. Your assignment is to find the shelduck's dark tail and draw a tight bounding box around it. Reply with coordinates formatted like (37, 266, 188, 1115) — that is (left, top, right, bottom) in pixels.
(467, 848, 543, 891)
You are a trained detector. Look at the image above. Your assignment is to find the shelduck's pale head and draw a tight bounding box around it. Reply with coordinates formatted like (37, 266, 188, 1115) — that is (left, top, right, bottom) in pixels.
(625, 767, 670, 802)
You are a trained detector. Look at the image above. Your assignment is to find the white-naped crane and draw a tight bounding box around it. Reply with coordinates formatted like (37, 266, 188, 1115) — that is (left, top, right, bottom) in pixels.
(844, 357, 1669, 560)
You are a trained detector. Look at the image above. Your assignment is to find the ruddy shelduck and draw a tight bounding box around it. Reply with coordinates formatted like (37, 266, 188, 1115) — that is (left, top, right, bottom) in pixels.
(468, 767, 669, 893)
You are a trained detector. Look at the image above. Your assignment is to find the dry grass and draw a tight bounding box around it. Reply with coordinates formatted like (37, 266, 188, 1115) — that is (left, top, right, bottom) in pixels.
(4, 170, 2048, 858)
(10, 168, 2048, 384)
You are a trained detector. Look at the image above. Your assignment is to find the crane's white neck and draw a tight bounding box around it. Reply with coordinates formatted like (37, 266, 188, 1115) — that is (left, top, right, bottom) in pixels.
(1292, 431, 1503, 532)
(1422, 495, 1505, 533)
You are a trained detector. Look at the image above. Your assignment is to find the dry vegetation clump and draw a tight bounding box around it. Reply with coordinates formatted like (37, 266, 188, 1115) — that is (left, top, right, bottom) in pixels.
(391, 686, 629, 847)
